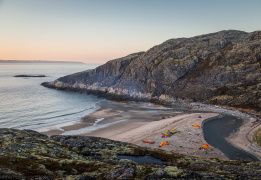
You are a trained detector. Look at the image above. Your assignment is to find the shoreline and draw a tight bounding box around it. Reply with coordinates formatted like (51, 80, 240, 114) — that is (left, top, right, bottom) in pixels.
(41, 101, 182, 136)
(41, 100, 261, 161)
(190, 103, 261, 160)
(227, 116, 261, 160)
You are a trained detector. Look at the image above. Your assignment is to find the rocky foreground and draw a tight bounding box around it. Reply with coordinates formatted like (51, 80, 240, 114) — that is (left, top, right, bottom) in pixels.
(42, 30, 261, 113)
(0, 128, 261, 179)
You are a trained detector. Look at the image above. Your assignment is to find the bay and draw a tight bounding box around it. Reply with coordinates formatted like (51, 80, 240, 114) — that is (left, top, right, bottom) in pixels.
(0, 63, 102, 132)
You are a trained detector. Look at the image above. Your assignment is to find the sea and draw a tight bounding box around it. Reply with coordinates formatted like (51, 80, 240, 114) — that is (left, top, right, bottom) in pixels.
(0, 63, 103, 132)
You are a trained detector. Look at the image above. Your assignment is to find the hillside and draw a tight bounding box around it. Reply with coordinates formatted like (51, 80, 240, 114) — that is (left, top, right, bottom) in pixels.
(42, 30, 261, 113)
(0, 128, 260, 179)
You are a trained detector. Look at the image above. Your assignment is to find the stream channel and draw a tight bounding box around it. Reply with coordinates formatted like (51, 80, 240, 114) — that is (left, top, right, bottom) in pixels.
(100, 100, 259, 162)
(203, 115, 259, 161)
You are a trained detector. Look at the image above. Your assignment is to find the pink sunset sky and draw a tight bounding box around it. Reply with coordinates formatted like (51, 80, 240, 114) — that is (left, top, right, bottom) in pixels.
(0, 0, 261, 63)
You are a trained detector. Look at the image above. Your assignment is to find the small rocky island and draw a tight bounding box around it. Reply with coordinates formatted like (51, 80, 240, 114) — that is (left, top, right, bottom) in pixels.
(0, 128, 261, 179)
(15, 75, 46, 77)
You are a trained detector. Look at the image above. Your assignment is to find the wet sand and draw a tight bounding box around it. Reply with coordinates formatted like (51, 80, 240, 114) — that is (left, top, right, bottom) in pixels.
(42, 101, 228, 159)
(42, 101, 261, 160)
(42, 102, 181, 136)
(228, 116, 261, 160)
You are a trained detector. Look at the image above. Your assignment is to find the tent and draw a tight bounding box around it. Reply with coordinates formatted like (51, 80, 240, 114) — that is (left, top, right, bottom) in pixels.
(192, 124, 200, 127)
(161, 130, 172, 137)
(201, 144, 210, 149)
(158, 141, 169, 147)
(171, 129, 181, 134)
(171, 129, 176, 134)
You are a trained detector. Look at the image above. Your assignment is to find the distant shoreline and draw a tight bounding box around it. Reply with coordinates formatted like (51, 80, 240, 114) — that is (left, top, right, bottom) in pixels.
(0, 60, 84, 64)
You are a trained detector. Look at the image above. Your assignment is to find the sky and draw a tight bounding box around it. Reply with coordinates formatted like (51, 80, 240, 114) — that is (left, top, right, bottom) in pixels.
(0, 0, 261, 63)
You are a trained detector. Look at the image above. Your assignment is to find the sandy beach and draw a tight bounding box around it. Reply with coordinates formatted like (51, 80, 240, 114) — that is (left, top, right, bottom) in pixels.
(42, 101, 226, 159)
(42, 101, 261, 160)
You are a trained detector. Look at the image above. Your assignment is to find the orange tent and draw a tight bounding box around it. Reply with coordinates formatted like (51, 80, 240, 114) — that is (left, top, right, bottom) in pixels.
(201, 145, 210, 149)
(192, 124, 200, 127)
(159, 141, 169, 147)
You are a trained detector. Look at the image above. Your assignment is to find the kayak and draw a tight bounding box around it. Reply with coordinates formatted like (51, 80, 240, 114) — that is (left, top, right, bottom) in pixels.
(142, 140, 155, 144)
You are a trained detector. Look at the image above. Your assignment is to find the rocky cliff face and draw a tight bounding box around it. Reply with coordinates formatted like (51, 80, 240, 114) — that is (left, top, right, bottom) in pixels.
(1, 129, 261, 179)
(42, 30, 261, 112)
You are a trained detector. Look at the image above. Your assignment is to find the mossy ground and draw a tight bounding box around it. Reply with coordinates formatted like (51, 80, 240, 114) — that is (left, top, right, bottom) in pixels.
(0, 128, 261, 179)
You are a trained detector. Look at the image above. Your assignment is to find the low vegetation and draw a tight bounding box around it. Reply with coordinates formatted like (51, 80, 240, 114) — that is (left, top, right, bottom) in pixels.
(0, 128, 261, 179)
(253, 128, 261, 147)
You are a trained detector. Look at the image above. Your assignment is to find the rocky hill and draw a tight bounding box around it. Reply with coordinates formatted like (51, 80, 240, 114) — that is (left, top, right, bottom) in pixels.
(42, 30, 261, 113)
(0, 128, 261, 179)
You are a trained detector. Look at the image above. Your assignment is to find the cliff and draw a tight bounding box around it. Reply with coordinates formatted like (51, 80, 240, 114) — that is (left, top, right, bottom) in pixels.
(42, 30, 261, 112)
(0, 128, 261, 179)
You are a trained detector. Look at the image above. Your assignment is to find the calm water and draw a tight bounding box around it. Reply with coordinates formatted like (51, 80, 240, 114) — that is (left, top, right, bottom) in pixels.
(204, 115, 259, 161)
(0, 63, 102, 132)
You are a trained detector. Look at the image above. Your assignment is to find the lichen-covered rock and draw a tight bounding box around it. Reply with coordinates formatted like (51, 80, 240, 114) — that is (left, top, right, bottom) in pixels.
(144, 169, 167, 180)
(74, 174, 95, 180)
(42, 30, 261, 113)
(1, 128, 261, 179)
(0, 129, 117, 179)
(105, 164, 135, 180)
